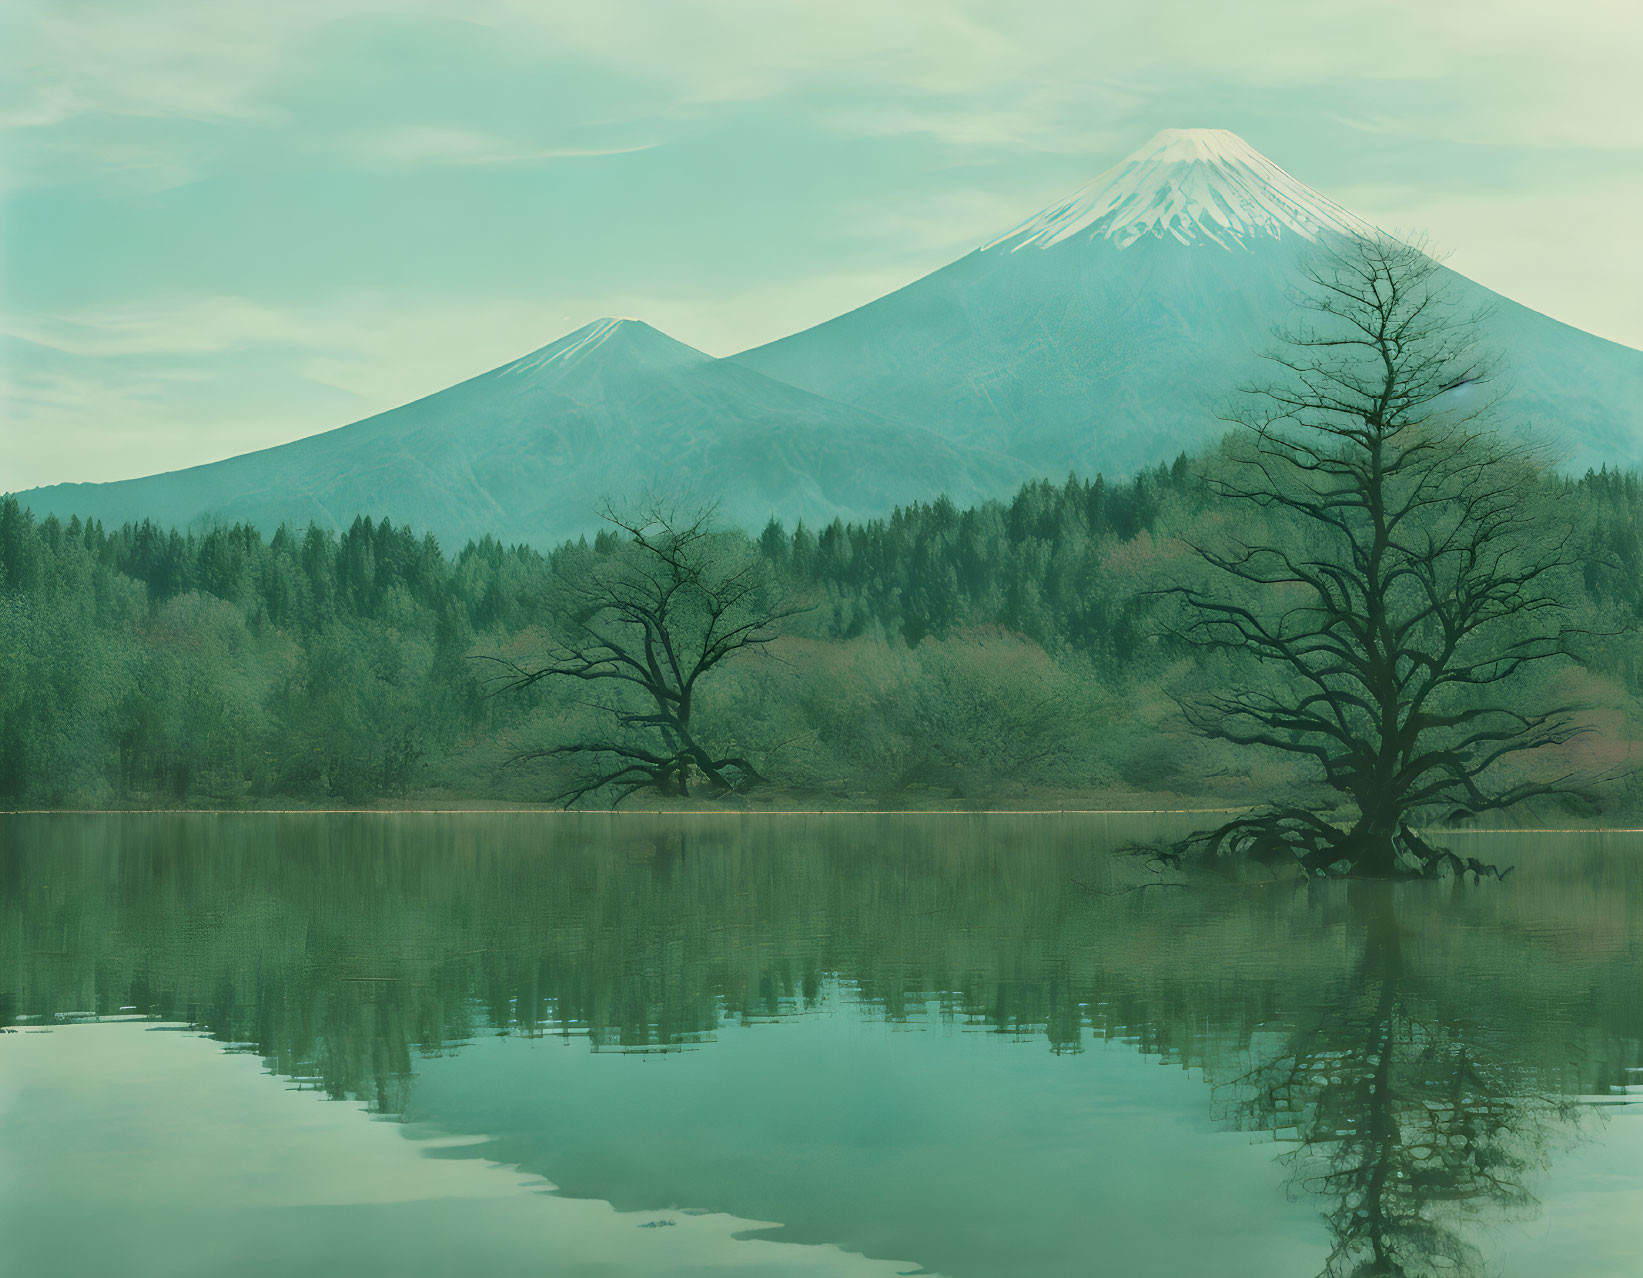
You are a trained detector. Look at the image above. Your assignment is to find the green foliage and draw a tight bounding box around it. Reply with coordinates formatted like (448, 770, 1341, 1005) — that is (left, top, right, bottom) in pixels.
(764, 465, 1195, 660)
(0, 451, 1639, 810)
(0, 503, 510, 805)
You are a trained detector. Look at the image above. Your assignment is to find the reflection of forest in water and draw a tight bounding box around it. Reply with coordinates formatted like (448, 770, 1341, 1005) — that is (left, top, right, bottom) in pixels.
(5, 815, 1641, 1277)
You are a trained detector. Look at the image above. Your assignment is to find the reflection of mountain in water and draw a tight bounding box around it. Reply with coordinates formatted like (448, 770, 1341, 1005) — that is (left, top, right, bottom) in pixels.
(4, 816, 1640, 1277)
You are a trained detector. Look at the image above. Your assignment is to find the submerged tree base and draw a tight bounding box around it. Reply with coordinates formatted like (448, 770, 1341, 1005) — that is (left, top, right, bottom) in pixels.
(1179, 809, 1513, 881)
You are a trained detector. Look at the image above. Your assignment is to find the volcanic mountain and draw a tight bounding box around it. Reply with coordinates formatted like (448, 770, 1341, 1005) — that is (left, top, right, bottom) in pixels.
(16, 129, 1643, 546)
(735, 128, 1643, 478)
(18, 318, 1034, 549)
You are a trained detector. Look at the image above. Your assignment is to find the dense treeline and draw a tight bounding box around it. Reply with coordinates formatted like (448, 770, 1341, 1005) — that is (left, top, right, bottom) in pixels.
(762, 459, 1194, 659)
(2, 455, 1640, 808)
(769, 462, 1643, 662)
(0, 499, 547, 804)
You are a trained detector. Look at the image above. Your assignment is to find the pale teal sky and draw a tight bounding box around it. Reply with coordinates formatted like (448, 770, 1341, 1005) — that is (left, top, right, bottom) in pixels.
(3, 0, 1640, 490)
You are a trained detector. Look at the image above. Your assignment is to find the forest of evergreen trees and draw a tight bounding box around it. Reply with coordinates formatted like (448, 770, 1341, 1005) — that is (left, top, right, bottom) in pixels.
(3, 455, 1641, 809)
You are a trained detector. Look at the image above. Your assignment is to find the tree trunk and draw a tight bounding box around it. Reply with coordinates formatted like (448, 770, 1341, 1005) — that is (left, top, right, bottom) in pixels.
(1344, 813, 1400, 877)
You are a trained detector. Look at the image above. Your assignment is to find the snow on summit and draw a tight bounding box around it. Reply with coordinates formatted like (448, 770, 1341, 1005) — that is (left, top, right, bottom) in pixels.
(986, 128, 1378, 252)
(499, 316, 708, 379)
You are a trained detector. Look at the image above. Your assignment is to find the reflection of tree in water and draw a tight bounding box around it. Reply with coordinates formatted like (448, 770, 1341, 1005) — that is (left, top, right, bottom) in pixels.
(3, 816, 1637, 1262)
(1218, 891, 1573, 1278)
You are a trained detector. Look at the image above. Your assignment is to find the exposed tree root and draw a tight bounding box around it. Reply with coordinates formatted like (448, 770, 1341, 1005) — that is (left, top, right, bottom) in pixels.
(1168, 808, 1512, 881)
(506, 740, 765, 808)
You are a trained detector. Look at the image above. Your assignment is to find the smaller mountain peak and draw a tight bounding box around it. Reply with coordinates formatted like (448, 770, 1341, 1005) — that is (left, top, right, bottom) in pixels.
(499, 316, 709, 379)
(985, 127, 1377, 253)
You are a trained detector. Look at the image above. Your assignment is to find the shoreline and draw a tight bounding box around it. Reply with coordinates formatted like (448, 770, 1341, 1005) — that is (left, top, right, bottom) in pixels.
(0, 806, 1250, 817)
(4, 808, 1643, 834)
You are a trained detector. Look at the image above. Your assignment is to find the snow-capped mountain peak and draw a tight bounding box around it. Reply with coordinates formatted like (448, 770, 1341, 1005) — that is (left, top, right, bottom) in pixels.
(984, 127, 1378, 253)
(498, 317, 708, 379)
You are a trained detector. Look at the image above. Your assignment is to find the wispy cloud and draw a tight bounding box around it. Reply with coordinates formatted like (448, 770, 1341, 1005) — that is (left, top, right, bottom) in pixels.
(332, 126, 659, 172)
(4, 297, 309, 358)
(4, 0, 1639, 494)
(3, 1, 323, 126)
(472, 0, 1643, 152)
(1, 291, 604, 489)
(0, 264, 931, 491)
(8, 0, 1640, 194)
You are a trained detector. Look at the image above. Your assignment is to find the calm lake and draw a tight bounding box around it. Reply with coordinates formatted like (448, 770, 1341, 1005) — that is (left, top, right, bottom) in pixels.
(2, 814, 1639, 1277)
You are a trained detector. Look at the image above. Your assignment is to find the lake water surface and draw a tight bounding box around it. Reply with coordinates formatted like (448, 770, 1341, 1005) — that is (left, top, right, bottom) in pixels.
(2, 814, 1639, 1277)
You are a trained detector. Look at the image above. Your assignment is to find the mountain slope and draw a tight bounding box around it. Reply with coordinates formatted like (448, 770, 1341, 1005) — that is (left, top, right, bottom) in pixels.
(18, 128, 1642, 548)
(17, 319, 1035, 548)
(735, 129, 1643, 477)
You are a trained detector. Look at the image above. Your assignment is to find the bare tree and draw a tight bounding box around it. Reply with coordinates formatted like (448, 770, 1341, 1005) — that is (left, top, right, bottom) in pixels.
(481, 503, 805, 806)
(1170, 236, 1594, 877)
